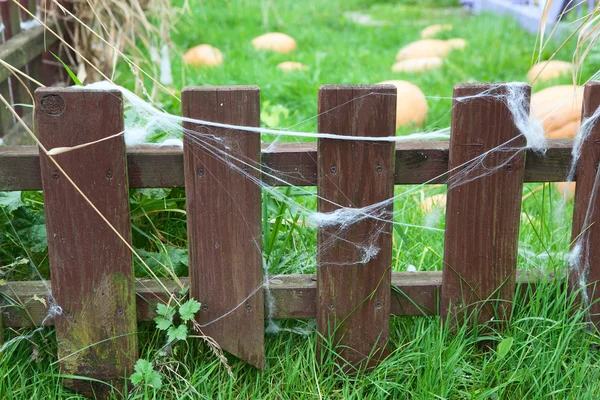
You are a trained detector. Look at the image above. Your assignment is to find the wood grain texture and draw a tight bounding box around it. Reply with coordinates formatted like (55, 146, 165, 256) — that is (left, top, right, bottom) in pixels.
(316, 85, 395, 368)
(570, 82, 600, 327)
(35, 88, 137, 398)
(0, 0, 25, 118)
(182, 86, 265, 369)
(441, 83, 527, 325)
(0, 140, 578, 190)
(0, 270, 557, 328)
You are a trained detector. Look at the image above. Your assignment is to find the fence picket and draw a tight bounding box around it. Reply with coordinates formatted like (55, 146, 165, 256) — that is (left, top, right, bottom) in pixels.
(570, 81, 600, 328)
(182, 86, 265, 369)
(441, 83, 528, 326)
(36, 88, 137, 398)
(316, 84, 396, 369)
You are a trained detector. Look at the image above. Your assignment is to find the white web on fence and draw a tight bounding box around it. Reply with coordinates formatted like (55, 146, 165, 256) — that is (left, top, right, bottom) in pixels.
(2, 62, 600, 368)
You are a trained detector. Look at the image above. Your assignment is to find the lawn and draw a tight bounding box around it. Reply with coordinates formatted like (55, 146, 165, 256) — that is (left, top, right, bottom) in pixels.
(2, 0, 600, 398)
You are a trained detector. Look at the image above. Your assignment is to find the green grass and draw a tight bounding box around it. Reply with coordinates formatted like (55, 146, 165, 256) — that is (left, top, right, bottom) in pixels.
(2, 0, 600, 398)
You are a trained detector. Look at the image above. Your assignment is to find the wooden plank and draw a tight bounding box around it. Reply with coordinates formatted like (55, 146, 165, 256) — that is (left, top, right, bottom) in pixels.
(1, 0, 24, 118)
(21, 0, 45, 94)
(316, 84, 396, 368)
(2, 109, 34, 144)
(182, 86, 265, 369)
(35, 88, 137, 398)
(0, 140, 577, 191)
(0, 24, 59, 83)
(569, 81, 600, 328)
(441, 83, 528, 325)
(0, 270, 552, 327)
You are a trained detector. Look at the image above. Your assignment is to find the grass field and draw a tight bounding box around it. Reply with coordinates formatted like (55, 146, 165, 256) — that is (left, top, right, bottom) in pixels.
(2, 0, 600, 398)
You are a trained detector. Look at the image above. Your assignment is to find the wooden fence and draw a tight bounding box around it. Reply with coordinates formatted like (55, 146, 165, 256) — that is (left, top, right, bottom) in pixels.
(0, 81, 598, 398)
(0, 0, 67, 143)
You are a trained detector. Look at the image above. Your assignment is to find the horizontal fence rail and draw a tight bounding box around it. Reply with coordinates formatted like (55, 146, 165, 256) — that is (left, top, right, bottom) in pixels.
(0, 270, 550, 327)
(0, 140, 576, 190)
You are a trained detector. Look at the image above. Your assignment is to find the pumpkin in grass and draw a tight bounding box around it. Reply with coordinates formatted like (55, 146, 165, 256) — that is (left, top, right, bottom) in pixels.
(378, 80, 428, 129)
(252, 32, 296, 54)
(396, 39, 451, 61)
(183, 44, 223, 67)
(527, 60, 572, 84)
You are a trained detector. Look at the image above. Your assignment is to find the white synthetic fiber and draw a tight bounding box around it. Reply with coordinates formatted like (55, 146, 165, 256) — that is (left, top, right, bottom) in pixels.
(455, 82, 547, 152)
(161, 138, 183, 148)
(10, 73, 600, 351)
(82, 81, 451, 143)
(124, 126, 148, 146)
(19, 19, 41, 31)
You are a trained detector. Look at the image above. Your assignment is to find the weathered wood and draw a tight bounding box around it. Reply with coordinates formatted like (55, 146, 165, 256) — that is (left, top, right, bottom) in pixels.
(35, 88, 137, 398)
(0, 0, 25, 118)
(0, 270, 552, 328)
(182, 86, 265, 369)
(21, 0, 45, 95)
(0, 24, 59, 83)
(0, 140, 576, 190)
(317, 84, 395, 368)
(441, 83, 528, 325)
(569, 81, 600, 328)
(2, 110, 34, 145)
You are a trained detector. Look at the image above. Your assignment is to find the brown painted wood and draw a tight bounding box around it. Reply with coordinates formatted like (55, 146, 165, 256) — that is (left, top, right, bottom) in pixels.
(182, 86, 265, 369)
(441, 83, 528, 326)
(0, 270, 557, 329)
(0, 22, 58, 84)
(316, 84, 395, 368)
(35, 88, 137, 398)
(1, 0, 25, 118)
(0, 140, 578, 191)
(569, 82, 600, 328)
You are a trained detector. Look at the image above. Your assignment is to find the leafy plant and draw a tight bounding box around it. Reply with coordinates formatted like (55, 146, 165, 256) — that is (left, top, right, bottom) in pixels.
(130, 359, 163, 390)
(154, 299, 201, 344)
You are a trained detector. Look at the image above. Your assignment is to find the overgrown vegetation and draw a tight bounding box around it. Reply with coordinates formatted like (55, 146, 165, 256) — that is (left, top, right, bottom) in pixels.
(1, 0, 600, 398)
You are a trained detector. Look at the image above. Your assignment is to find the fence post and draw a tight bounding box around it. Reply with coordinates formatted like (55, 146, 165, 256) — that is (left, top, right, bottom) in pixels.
(35, 88, 137, 398)
(182, 86, 265, 369)
(316, 84, 396, 369)
(569, 81, 600, 328)
(0, 0, 19, 137)
(441, 83, 528, 327)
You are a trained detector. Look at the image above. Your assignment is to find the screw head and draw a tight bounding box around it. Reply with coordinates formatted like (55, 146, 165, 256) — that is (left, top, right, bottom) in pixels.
(201, 304, 209, 311)
(330, 165, 337, 174)
(376, 165, 383, 173)
(245, 304, 253, 312)
(197, 168, 205, 177)
(375, 301, 382, 310)
(105, 170, 113, 179)
(506, 164, 512, 172)
(328, 301, 335, 310)
(51, 172, 60, 180)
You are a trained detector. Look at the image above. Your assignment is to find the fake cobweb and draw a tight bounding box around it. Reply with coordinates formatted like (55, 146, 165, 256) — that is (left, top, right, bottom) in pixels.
(1, 0, 600, 385)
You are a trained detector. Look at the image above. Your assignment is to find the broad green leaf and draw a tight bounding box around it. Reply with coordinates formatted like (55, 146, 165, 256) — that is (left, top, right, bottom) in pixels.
(156, 303, 175, 318)
(130, 359, 162, 389)
(147, 370, 163, 389)
(154, 316, 172, 331)
(0, 192, 24, 213)
(497, 337, 514, 359)
(130, 371, 143, 386)
(167, 324, 188, 342)
(179, 299, 201, 321)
